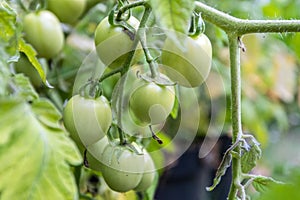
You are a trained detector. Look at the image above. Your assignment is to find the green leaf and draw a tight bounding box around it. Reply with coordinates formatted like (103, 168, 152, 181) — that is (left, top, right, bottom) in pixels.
(206, 149, 232, 191)
(241, 136, 262, 173)
(0, 99, 82, 200)
(0, 1, 19, 96)
(18, 38, 53, 88)
(149, 0, 195, 43)
(252, 175, 284, 193)
(258, 172, 300, 200)
(0, 0, 18, 60)
(11, 74, 39, 102)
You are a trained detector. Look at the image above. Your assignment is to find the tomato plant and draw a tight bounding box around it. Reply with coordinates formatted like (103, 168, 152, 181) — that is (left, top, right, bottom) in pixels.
(63, 94, 112, 148)
(1, 0, 300, 200)
(23, 10, 64, 59)
(161, 33, 212, 87)
(47, 0, 86, 24)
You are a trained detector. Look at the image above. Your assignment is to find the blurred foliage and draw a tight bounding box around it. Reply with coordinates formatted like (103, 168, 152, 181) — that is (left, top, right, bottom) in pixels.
(200, 0, 300, 198)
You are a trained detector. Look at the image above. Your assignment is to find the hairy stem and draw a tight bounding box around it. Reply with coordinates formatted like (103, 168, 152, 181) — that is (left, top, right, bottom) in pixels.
(227, 34, 243, 200)
(195, 1, 300, 34)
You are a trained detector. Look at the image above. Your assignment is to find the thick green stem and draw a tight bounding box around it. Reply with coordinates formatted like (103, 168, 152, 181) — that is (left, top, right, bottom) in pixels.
(227, 34, 243, 200)
(195, 1, 300, 34)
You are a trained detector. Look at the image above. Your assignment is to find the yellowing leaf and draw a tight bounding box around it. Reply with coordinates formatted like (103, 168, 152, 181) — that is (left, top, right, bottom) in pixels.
(18, 39, 53, 88)
(0, 99, 82, 200)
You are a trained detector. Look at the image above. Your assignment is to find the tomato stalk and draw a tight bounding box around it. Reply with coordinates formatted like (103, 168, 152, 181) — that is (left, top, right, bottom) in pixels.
(195, 1, 300, 34)
(227, 34, 244, 200)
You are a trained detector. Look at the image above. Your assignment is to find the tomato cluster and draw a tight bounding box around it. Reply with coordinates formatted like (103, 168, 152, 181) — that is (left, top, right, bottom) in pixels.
(87, 137, 156, 192)
(63, 95, 156, 192)
(18, 0, 212, 194)
(61, 10, 212, 193)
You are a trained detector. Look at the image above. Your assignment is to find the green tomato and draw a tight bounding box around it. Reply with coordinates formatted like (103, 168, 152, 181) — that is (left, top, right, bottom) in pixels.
(14, 53, 47, 88)
(100, 144, 144, 192)
(161, 34, 212, 87)
(129, 80, 175, 125)
(94, 16, 141, 69)
(47, 0, 86, 24)
(134, 150, 156, 191)
(86, 136, 110, 171)
(23, 10, 64, 59)
(63, 94, 112, 147)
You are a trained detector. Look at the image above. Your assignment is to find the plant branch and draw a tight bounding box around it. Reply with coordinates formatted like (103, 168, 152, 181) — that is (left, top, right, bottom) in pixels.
(195, 1, 300, 35)
(227, 34, 243, 200)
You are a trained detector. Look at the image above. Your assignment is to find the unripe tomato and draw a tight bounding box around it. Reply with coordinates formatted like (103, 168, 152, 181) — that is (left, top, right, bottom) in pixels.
(63, 94, 112, 147)
(134, 150, 156, 191)
(86, 136, 110, 171)
(129, 80, 175, 125)
(100, 144, 144, 192)
(47, 0, 86, 24)
(161, 34, 212, 87)
(94, 16, 141, 69)
(14, 53, 47, 88)
(23, 10, 64, 59)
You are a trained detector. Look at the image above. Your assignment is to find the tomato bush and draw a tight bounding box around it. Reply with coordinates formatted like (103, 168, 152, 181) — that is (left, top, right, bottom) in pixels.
(23, 10, 64, 59)
(1, 0, 300, 200)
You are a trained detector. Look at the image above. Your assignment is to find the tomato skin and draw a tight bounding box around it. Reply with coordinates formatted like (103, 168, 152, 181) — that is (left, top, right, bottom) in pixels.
(47, 0, 86, 24)
(129, 80, 175, 125)
(23, 10, 64, 59)
(86, 136, 110, 171)
(94, 16, 141, 69)
(134, 150, 156, 191)
(161, 34, 212, 87)
(63, 95, 112, 147)
(100, 144, 144, 192)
